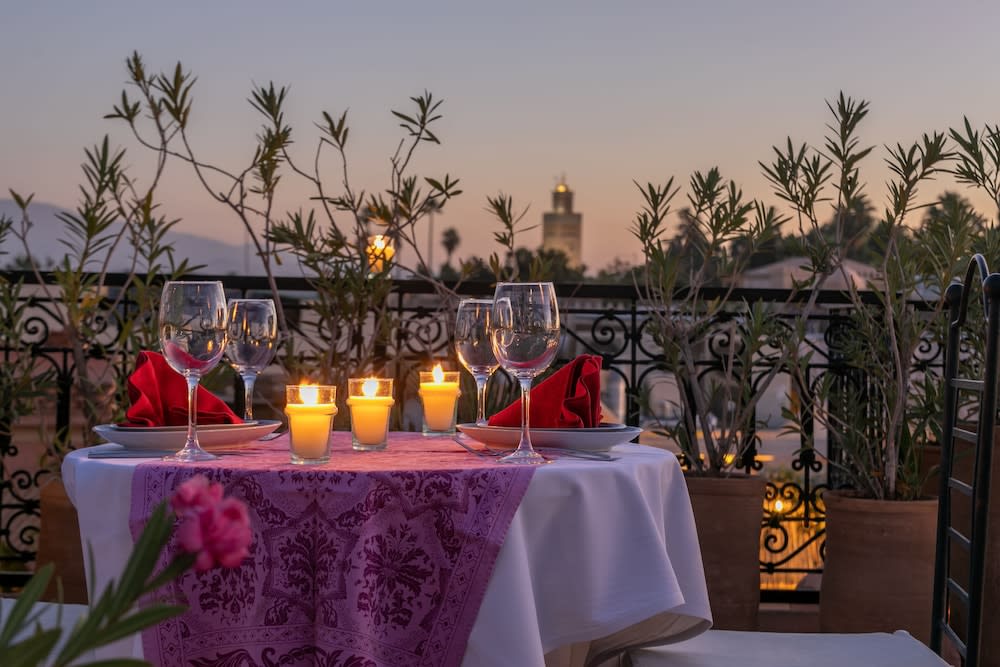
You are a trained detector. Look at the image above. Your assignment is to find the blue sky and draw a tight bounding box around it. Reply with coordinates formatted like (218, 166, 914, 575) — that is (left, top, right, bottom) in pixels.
(3, 0, 999, 273)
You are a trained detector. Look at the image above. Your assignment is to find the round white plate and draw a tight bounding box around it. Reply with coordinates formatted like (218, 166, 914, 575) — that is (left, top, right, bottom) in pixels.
(93, 420, 282, 451)
(456, 423, 642, 452)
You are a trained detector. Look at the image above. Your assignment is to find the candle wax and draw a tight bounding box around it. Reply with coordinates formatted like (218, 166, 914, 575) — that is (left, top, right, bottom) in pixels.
(419, 381, 460, 432)
(348, 396, 394, 446)
(285, 402, 336, 459)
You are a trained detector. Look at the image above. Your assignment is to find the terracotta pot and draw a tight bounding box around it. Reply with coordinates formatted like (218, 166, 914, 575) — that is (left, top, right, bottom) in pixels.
(36, 479, 88, 604)
(819, 491, 936, 642)
(685, 474, 766, 630)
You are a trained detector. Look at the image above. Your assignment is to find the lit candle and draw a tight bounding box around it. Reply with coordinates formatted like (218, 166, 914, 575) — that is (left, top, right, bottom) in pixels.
(366, 235, 395, 275)
(347, 378, 394, 451)
(285, 384, 337, 464)
(419, 364, 461, 435)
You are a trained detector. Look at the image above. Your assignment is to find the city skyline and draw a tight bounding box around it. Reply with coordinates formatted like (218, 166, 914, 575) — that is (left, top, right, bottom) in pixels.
(3, 1, 1000, 275)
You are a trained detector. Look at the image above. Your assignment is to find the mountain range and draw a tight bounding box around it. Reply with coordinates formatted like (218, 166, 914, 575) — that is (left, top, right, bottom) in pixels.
(0, 199, 299, 276)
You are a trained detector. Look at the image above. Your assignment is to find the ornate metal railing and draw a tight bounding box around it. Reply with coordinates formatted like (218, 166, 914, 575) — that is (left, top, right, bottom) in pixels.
(0, 273, 944, 603)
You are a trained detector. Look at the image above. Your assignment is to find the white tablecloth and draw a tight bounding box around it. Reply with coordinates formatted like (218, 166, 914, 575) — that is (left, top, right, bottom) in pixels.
(63, 442, 711, 666)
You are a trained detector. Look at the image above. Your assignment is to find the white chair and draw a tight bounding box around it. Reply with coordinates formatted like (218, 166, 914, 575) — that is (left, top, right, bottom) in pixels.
(628, 628, 945, 667)
(631, 257, 998, 667)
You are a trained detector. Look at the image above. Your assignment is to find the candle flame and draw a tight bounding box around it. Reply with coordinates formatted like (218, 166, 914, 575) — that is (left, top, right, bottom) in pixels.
(362, 378, 379, 397)
(300, 384, 319, 405)
(432, 363, 444, 384)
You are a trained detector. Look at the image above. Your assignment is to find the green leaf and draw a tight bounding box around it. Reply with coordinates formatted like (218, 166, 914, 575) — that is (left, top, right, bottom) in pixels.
(57, 504, 172, 664)
(391, 111, 417, 125)
(8, 190, 32, 210)
(3, 628, 62, 667)
(109, 502, 172, 613)
(88, 604, 186, 646)
(142, 553, 195, 594)
(0, 563, 54, 645)
(52, 585, 114, 665)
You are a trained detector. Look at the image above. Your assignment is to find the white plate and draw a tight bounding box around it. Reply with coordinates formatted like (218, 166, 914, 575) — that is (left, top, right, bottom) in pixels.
(93, 420, 282, 451)
(456, 423, 642, 452)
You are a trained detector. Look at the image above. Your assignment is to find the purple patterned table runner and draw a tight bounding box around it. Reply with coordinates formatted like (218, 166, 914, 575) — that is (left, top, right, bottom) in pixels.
(129, 434, 536, 667)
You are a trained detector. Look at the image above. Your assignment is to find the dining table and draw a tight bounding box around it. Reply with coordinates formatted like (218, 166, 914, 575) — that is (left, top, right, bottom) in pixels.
(63, 431, 712, 667)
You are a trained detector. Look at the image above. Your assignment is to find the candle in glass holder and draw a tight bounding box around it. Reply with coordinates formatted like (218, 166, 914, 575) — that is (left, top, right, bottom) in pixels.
(285, 384, 337, 465)
(347, 378, 394, 451)
(419, 364, 461, 435)
(366, 235, 395, 275)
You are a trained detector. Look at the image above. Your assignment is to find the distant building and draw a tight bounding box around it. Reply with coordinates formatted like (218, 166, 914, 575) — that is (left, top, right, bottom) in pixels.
(736, 256, 881, 291)
(542, 178, 582, 268)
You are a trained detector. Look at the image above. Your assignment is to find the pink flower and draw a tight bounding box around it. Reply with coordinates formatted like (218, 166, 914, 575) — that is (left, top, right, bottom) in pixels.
(172, 475, 252, 571)
(171, 475, 223, 514)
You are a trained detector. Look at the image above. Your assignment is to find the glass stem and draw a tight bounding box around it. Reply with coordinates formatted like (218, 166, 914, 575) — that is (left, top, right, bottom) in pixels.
(186, 374, 199, 447)
(475, 375, 489, 426)
(517, 376, 532, 451)
(242, 373, 257, 421)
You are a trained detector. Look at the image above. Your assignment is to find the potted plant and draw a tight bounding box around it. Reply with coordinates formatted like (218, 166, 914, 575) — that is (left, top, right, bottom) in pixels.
(104, 52, 463, 401)
(8, 132, 195, 603)
(633, 167, 811, 630)
(775, 96, 981, 643)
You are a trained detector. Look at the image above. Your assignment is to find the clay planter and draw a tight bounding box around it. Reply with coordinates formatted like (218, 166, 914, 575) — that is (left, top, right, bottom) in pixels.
(685, 474, 766, 630)
(819, 491, 937, 643)
(36, 479, 88, 604)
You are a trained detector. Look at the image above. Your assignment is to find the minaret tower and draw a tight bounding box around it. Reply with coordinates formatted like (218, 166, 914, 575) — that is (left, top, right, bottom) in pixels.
(541, 177, 583, 267)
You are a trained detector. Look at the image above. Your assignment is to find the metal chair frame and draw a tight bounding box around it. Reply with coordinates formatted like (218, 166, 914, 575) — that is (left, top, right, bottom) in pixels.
(931, 254, 999, 666)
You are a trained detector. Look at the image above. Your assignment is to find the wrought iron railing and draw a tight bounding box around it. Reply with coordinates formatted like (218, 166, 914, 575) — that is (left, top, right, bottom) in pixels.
(0, 272, 944, 602)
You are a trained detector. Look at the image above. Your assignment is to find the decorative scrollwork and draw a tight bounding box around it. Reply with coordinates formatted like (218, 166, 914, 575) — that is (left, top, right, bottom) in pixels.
(394, 310, 451, 357)
(760, 480, 827, 576)
(634, 315, 665, 359)
(587, 313, 630, 358)
(20, 314, 51, 347)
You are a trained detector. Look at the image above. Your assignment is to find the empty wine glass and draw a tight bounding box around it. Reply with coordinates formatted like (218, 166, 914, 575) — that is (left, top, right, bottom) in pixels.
(226, 298, 278, 421)
(490, 282, 560, 465)
(159, 280, 228, 462)
(455, 298, 499, 426)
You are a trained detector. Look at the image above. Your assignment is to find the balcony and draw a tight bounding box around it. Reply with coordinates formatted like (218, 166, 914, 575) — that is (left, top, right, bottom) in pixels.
(0, 271, 943, 605)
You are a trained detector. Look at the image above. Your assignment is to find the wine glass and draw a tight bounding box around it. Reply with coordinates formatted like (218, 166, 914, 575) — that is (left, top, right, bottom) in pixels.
(159, 280, 228, 462)
(226, 298, 278, 421)
(455, 298, 499, 426)
(490, 282, 560, 465)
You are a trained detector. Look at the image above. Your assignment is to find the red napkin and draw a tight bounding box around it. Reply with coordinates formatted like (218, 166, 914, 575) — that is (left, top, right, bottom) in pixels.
(123, 351, 242, 427)
(488, 354, 603, 429)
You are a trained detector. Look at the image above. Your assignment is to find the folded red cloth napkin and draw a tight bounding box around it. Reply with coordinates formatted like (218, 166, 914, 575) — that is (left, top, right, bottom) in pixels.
(488, 354, 603, 429)
(123, 351, 242, 427)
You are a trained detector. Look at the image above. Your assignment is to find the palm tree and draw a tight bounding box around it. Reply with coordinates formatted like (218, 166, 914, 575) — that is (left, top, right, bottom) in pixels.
(441, 227, 460, 273)
(817, 194, 876, 262)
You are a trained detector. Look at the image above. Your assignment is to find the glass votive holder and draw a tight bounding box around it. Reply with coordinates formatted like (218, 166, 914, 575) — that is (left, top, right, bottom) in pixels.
(366, 234, 395, 276)
(285, 384, 337, 465)
(346, 378, 394, 451)
(419, 369, 461, 436)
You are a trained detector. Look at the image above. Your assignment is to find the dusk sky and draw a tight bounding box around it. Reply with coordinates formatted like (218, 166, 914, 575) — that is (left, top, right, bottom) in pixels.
(3, 0, 1000, 274)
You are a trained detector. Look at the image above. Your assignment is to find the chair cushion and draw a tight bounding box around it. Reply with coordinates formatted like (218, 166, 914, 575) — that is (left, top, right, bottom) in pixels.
(629, 629, 949, 667)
